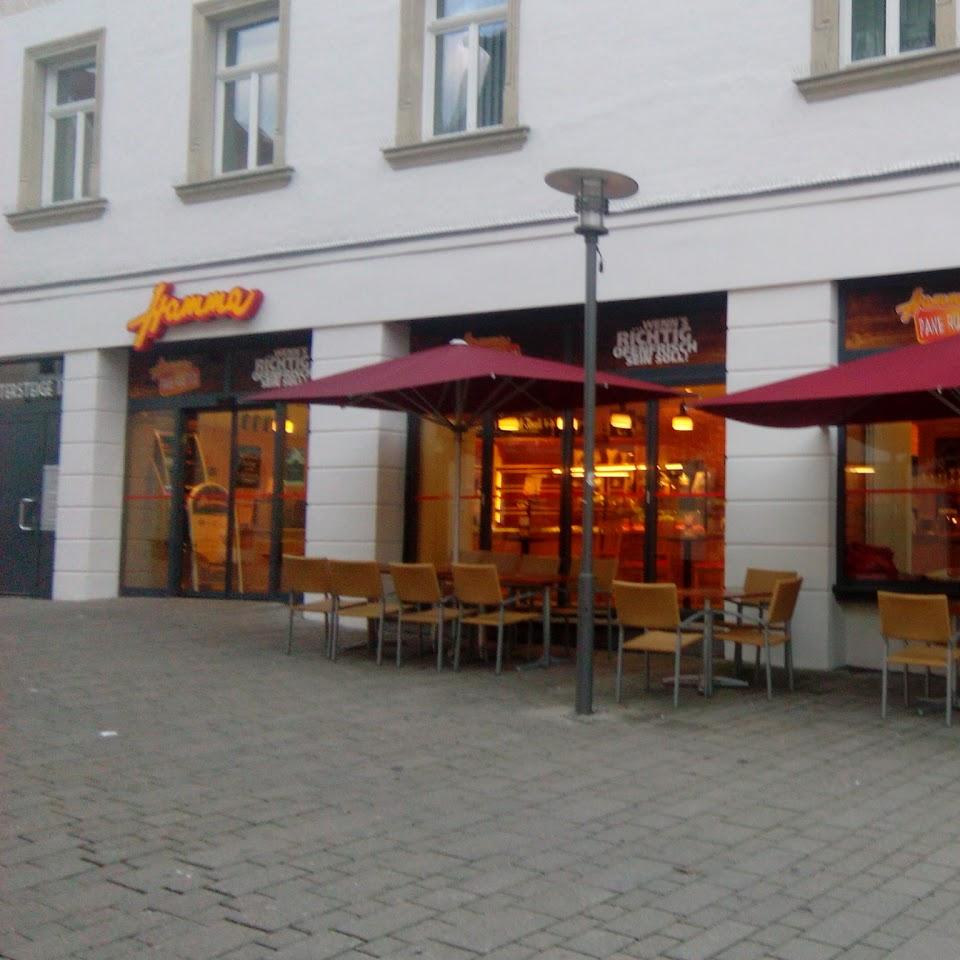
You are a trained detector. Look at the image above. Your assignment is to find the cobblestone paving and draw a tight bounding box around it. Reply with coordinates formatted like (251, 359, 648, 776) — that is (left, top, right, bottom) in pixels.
(2, 597, 960, 960)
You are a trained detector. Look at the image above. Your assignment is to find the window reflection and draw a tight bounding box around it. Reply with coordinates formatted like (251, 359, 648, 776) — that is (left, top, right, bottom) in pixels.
(845, 418, 960, 582)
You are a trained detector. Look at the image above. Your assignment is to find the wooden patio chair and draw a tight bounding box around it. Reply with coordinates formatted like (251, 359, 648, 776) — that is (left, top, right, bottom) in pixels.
(389, 562, 459, 670)
(723, 577, 803, 699)
(451, 563, 539, 674)
(327, 560, 400, 662)
(878, 591, 959, 726)
(613, 580, 704, 707)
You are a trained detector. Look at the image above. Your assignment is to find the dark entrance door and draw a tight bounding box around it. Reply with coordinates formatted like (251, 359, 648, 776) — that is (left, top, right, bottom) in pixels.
(0, 410, 59, 597)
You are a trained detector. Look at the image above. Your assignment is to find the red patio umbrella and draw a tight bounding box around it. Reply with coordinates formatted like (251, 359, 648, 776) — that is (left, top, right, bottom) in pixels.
(251, 340, 678, 558)
(695, 335, 960, 428)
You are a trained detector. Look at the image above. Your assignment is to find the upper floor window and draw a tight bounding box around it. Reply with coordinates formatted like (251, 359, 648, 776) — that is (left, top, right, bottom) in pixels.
(6, 29, 107, 230)
(428, 0, 507, 136)
(844, 0, 935, 63)
(44, 57, 97, 203)
(799, 0, 958, 101)
(384, 0, 526, 168)
(176, 0, 291, 203)
(216, 14, 278, 174)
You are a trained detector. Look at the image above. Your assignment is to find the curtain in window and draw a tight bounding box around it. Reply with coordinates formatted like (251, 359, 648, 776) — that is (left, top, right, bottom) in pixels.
(851, 0, 886, 60)
(900, 0, 935, 52)
(478, 21, 505, 128)
(435, 29, 469, 134)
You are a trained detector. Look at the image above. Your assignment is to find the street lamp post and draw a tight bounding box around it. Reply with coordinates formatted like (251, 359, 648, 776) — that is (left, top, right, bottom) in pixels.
(545, 168, 639, 715)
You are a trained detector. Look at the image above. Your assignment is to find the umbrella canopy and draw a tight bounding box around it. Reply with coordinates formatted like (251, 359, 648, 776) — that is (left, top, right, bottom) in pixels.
(696, 335, 960, 428)
(250, 340, 678, 560)
(252, 340, 678, 425)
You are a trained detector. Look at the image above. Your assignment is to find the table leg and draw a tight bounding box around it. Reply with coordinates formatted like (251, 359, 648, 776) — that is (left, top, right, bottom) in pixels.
(518, 585, 569, 671)
(702, 598, 713, 698)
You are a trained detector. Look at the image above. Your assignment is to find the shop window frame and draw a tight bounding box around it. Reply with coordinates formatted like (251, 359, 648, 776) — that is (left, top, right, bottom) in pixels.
(834, 272, 960, 600)
(175, 0, 293, 204)
(7, 29, 107, 232)
(384, 0, 528, 169)
(799, 0, 960, 101)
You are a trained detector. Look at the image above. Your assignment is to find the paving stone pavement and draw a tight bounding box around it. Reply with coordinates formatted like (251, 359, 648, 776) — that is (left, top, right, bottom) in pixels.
(2, 597, 960, 960)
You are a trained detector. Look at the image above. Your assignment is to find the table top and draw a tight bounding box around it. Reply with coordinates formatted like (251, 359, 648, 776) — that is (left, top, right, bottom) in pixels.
(675, 585, 772, 605)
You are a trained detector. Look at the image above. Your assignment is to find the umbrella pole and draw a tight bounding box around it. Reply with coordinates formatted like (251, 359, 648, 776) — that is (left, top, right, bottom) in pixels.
(452, 428, 463, 563)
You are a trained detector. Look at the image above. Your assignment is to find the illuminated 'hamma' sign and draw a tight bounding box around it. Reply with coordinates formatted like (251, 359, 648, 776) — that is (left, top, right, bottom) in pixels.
(127, 282, 263, 351)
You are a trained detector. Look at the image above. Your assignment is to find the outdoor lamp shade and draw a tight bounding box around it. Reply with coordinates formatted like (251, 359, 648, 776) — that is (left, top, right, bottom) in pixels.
(672, 402, 693, 432)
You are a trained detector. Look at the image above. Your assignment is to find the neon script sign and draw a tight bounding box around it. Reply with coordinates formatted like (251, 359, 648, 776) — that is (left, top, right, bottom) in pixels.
(896, 287, 960, 345)
(127, 282, 263, 351)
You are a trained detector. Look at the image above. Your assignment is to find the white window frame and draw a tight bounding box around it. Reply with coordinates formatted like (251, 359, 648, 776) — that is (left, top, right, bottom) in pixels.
(839, 0, 936, 66)
(423, 1, 508, 139)
(41, 54, 96, 205)
(176, 0, 291, 204)
(7, 29, 107, 230)
(213, 11, 279, 176)
(386, 0, 526, 167)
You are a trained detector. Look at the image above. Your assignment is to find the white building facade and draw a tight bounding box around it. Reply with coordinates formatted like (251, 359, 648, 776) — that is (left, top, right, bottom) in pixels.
(4, 0, 960, 670)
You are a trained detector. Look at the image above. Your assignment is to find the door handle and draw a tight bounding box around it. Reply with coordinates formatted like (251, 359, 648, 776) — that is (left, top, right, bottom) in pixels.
(18, 498, 37, 531)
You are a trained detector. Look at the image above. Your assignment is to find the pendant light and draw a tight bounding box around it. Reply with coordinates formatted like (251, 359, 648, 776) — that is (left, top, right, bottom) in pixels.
(671, 401, 693, 432)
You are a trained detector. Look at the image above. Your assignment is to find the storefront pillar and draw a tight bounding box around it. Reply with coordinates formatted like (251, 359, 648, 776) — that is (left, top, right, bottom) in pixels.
(52, 349, 129, 600)
(305, 323, 408, 562)
(724, 282, 842, 670)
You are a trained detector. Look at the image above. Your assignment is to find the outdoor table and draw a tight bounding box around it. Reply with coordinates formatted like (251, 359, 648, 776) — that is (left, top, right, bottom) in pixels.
(499, 572, 567, 671)
(668, 586, 772, 697)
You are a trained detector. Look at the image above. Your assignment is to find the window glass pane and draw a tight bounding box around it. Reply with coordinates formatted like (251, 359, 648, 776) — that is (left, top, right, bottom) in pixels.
(257, 71, 277, 166)
(851, 0, 886, 60)
(121, 410, 177, 591)
(81, 111, 94, 197)
(900, 0, 935, 52)
(843, 419, 960, 583)
(477, 21, 505, 128)
(221, 77, 250, 172)
(654, 390, 725, 591)
(439, 0, 503, 17)
(434, 29, 469, 134)
(56, 62, 95, 104)
(226, 18, 278, 67)
(52, 114, 76, 201)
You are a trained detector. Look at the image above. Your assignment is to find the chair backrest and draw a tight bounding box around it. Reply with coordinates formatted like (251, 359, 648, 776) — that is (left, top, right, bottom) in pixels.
(389, 562, 441, 604)
(767, 577, 803, 625)
(878, 591, 952, 646)
(612, 580, 680, 630)
(452, 563, 503, 606)
(593, 556, 619, 593)
(489, 551, 521, 574)
(516, 554, 560, 576)
(281, 555, 331, 594)
(743, 567, 797, 596)
(329, 560, 384, 600)
(568, 556, 618, 592)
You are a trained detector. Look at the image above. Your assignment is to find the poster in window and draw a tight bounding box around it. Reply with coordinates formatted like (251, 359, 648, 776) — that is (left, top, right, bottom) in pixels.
(236, 445, 262, 489)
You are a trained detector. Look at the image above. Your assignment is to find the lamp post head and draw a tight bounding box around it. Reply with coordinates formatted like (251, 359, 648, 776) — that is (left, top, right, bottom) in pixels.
(544, 167, 638, 236)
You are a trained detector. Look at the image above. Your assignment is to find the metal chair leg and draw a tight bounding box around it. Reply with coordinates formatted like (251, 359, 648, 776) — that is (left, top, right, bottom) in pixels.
(947, 654, 954, 728)
(615, 628, 625, 703)
(881, 651, 888, 719)
(435, 611, 444, 672)
(286, 593, 295, 655)
(764, 637, 773, 700)
(733, 643, 743, 678)
(903, 664, 909, 707)
(495, 621, 505, 675)
(644, 651, 650, 692)
(786, 631, 794, 692)
(673, 639, 681, 709)
(395, 613, 404, 668)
